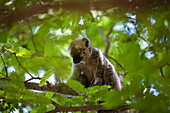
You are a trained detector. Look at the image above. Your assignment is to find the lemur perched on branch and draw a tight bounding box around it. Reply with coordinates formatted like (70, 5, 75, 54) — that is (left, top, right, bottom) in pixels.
(68, 38, 121, 90)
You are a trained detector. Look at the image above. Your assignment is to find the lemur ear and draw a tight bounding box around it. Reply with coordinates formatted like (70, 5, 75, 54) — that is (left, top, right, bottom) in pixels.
(82, 38, 90, 47)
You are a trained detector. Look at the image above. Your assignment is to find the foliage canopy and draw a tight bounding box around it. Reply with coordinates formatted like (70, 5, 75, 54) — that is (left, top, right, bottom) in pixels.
(0, 0, 170, 113)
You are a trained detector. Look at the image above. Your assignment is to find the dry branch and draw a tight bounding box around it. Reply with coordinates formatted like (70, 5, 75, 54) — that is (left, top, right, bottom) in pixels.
(0, 77, 78, 96)
(25, 82, 79, 96)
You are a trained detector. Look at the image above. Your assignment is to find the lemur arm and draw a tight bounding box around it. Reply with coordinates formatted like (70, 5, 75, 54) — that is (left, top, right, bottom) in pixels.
(69, 64, 89, 87)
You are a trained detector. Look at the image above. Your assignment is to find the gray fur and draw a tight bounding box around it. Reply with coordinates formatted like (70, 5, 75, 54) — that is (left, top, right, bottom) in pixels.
(68, 38, 121, 90)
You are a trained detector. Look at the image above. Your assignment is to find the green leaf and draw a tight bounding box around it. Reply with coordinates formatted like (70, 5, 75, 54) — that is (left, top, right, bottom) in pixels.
(52, 94, 68, 106)
(66, 80, 85, 94)
(39, 69, 54, 86)
(33, 105, 46, 113)
(104, 90, 123, 109)
(85, 85, 110, 103)
(44, 39, 55, 57)
(68, 96, 86, 106)
(0, 81, 51, 105)
(23, 57, 45, 68)
(10, 72, 25, 89)
(16, 48, 32, 58)
(45, 92, 55, 99)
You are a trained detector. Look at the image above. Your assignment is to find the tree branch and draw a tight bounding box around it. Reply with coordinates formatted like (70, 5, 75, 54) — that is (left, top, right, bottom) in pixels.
(4, 48, 34, 78)
(0, 4, 60, 25)
(13, 53, 34, 78)
(163, 26, 170, 53)
(25, 82, 79, 96)
(48, 104, 103, 113)
(0, 77, 78, 96)
(0, 77, 130, 112)
(97, 25, 114, 55)
(97, 26, 107, 40)
(160, 67, 165, 78)
(5, 48, 34, 78)
(104, 54, 126, 74)
(47, 103, 129, 113)
(105, 25, 114, 55)
(24, 77, 41, 83)
(0, 55, 8, 78)
(0, 72, 6, 76)
(1, 0, 169, 25)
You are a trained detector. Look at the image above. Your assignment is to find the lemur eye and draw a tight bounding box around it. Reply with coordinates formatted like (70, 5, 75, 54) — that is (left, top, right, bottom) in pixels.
(77, 49, 81, 53)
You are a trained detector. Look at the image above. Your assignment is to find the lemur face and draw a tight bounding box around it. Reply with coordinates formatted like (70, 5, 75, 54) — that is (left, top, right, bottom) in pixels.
(71, 47, 83, 64)
(68, 38, 91, 64)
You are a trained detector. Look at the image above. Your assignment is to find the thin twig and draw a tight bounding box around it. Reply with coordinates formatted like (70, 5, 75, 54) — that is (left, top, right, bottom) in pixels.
(0, 55, 8, 78)
(4, 48, 34, 79)
(26, 19, 38, 52)
(163, 26, 170, 53)
(0, 51, 8, 57)
(97, 26, 110, 55)
(97, 26, 107, 39)
(0, 72, 6, 76)
(24, 77, 41, 83)
(159, 67, 165, 78)
(106, 25, 114, 38)
(13, 53, 34, 78)
(51, 100, 61, 107)
(105, 25, 114, 55)
(104, 54, 126, 74)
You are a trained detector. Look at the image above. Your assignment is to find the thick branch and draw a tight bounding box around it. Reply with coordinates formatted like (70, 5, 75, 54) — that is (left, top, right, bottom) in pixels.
(47, 105, 104, 113)
(0, 77, 78, 96)
(1, 0, 169, 25)
(48, 103, 129, 113)
(0, 4, 59, 25)
(47, 100, 129, 113)
(25, 82, 79, 96)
